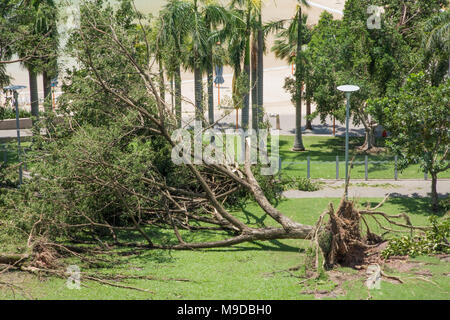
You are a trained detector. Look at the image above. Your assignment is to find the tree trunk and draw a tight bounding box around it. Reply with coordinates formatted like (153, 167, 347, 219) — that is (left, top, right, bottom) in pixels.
(360, 126, 376, 151)
(43, 70, 52, 113)
(28, 68, 39, 121)
(0, 253, 29, 265)
(194, 65, 203, 122)
(251, 34, 258, 130)
(175, 65, 182, 127)
(205, 19, 214, 125)
(207, 56, 214, 125)
(151, 225, 314, 249)
(431, 173, 439, 212)
(158, 57, 165, 103)
(293, 7, 305, 151)
(257, 12, 264, 129)
(171, 75, 174, 113)
(241, 18, 251, 130)
(306, 96, 312, 130)
(232, 64, 241, 110)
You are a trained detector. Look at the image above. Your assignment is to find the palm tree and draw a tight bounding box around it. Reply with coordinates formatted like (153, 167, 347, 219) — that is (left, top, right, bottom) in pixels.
(272, 0, 310, 151)
(422, 10, 450, 85)
(34, 0, 58, 111)
(219, 5, 246, 124)
(189, 0, 228, 124)
(160, 0, 191, 126)
(147, 18, 166, 104)
(292, 1, 311, 151)
(229, 0, 255, 129)
(256, 7, 264, 130)
(13, 0, 59, 120)
(202, 1, 228, 126)
(189, 0, 207, 122)
(272, 11, 313, 132)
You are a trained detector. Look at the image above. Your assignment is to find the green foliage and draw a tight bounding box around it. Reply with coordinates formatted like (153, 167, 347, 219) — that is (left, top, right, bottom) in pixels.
(281, 176, 321, 192)
(304, 0, 447, 130)
(0, 107, 31, 120)
(382, 216, 450, 259)
(370, 73, 449, 176)
(305, 12, 343, 123)
(439, 197, 450, 212)
(422, 9, 450, 85)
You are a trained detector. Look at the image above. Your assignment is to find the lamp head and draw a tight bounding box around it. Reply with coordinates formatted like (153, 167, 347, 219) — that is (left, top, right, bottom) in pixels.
(3, 85, 27, 91)
(337, 85, 360, 93)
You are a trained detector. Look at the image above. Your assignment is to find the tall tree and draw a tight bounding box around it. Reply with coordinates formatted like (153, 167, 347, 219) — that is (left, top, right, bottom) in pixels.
(256, 5, 264, 130)
(160, 0, 191, 126)
(370, 73, 449, 211)
(220, 5, 246, 120)
(293, 0, 309, 151)
(230, 0, 255, 129)
(33, 0, 59, 110)
(196, 0, 228, 125)
(272, 9, 312, 131)
(306, 12, 343, 128)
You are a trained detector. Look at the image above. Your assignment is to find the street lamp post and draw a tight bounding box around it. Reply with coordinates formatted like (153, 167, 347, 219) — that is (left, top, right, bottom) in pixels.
(3, 85, 27, 186)
(51, 78, 58, 111)
(337, 85, 360, 199)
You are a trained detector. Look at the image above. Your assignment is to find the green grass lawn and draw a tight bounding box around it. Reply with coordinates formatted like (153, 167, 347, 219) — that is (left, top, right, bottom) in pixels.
(1, 197, 448, 300)
(278, 136, 450, 180)
(0, 142, 31, 165)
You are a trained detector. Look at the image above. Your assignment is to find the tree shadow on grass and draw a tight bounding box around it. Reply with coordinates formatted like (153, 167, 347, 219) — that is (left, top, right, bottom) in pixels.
(240, 206, 268, 228)
(205, 240, 304, 253)
(279, 136, 389, 161)
(363, 196, 447, 217)
(388, 196, 447, 217)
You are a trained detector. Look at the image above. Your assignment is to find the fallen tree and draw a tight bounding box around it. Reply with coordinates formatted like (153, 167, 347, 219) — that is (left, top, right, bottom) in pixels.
(0, 1, 441, 295)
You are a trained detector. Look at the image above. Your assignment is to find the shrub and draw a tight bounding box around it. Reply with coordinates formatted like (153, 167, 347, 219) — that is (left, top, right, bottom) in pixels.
(0, 107, 32, 120)
(381, 216, 450, 259)
(281, 176, 322, 192)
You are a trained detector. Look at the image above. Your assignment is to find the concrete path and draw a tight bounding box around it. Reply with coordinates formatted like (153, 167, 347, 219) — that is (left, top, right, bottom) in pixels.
(0, 129, 33, 142)
(283, 179, 450, 199)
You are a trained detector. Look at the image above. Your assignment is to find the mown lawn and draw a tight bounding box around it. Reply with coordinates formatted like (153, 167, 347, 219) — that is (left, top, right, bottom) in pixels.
(0, 197, 448, 300)
(278, 136, 450, 180)
(0, 142, 31, 165)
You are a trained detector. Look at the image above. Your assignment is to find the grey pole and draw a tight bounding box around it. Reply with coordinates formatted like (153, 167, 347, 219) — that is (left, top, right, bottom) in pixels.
(307, 155, 310, 179)
(337, 85, 360, 200)
(4, 85, 27, 187)
(336, 155, 339, 180)
(365, 155, 369, 181)
(345, 92, 350, 186)
(13, 90, 22, 186)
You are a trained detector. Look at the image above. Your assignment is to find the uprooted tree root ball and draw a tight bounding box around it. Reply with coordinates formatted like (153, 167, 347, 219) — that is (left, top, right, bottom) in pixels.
(311, 193, 429, 275)
(318, 198, 383, 269)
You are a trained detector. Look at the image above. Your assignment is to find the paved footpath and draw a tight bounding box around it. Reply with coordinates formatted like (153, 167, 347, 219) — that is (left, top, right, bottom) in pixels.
(283, 179, 450, 199)
(0, 129, 32, 142)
